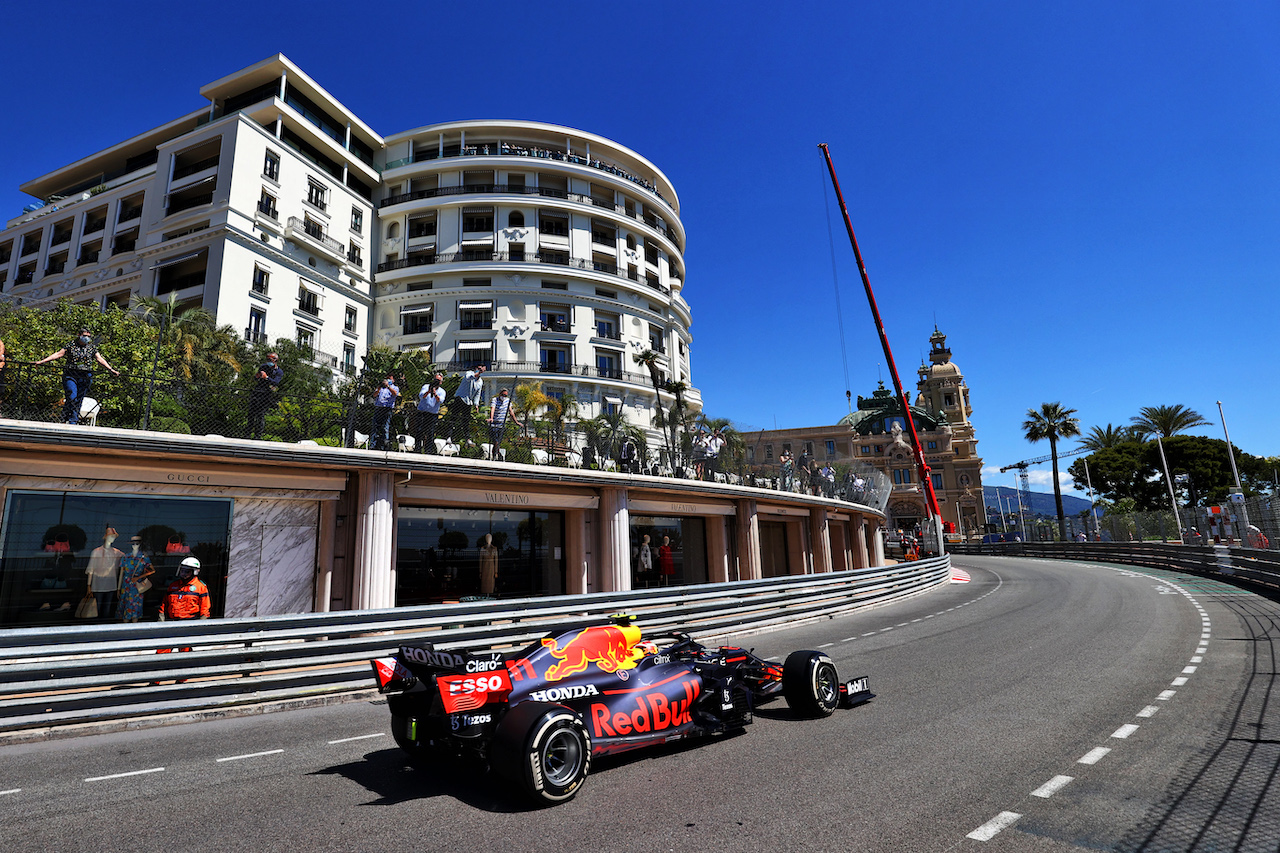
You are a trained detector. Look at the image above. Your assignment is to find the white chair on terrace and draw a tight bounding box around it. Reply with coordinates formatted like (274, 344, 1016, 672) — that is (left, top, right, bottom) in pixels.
(713, 472, 727, 484)
(298, 439, 319, 446)
(531, 449, 550, 465)
(565, 450, 582, 468)
(397, 434, 415, 453)
(435, 438, 459, 457)
(79, 397, 101, 427)
(602, 458, 617, 472)
(353, 431, 370, 449)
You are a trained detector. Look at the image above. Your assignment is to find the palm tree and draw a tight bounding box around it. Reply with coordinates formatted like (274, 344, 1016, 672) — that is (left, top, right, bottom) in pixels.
(1022, 402, 1081, 541)
(582, 409, 646, 466)
(1080, 423, 1137, 451)
(695, 414, 746, 475)
(133, 294, 240, 382)
(1129, 405, 1211, 440)
(633, 349, 674, 464)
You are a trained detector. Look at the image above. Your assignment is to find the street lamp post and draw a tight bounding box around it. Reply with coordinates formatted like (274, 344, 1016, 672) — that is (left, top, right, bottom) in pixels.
(1155, 435, 1185, 543)
(1217, 400, 1252, 542)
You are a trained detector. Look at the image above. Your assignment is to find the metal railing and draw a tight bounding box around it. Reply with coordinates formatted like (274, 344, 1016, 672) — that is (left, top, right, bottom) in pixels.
(375, 250, 671, 292)
(0, 556, 949, 733)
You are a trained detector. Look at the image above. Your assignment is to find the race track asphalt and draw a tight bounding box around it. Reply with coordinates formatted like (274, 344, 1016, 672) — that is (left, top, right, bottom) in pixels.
(1, 555, 1276, 853)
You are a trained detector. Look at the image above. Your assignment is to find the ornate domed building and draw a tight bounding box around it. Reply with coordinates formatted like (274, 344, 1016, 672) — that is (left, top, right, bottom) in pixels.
(751, 328, 984, 537)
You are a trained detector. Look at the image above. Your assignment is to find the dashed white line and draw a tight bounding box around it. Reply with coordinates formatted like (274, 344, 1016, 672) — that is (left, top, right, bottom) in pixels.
(818, 643, 834, 648)
(841, 637, 858, 642)
(1031, 775, 1074, 798)
(862, 632, 876, 637)
(216, 749, 284, 763)
(1078, 747, 1111, 764)
(1182, 666, 1197, 674)
(85, 768, 164, 782)
(1172, 677, 1189, 687)
(1137, 705, 1160, 718)
(968, 811, 1022, 841)
(1158, 690, 1176, 700)
(1191, 656, 1203, 663)
(1112, 724, 1140, 739)
(328, 733, 386, 745)
(0, 789, 21, 796)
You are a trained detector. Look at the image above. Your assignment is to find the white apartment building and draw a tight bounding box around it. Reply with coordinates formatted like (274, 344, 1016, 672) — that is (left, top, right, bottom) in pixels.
(0, 55, 698, 434)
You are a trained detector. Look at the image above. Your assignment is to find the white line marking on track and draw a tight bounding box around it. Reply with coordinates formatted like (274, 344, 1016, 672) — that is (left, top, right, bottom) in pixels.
(0, 789, 20, 796)
(328, 733, 386, 745)
(1158, 690, 1176, 700)
(1078, 747, 1111, 764)
(881, 627, 894, 632)
(841, 637, 857, 642)
(1191, 656, 1203, 663)
(968, 811, 1022, 841)
(862, 632, 876, 637)
(818, 643, 834, 648)
(1031, 775, 1074, 798)
(85, 768, 164, 782)
(1112, 724, 1140, 739)
(1182, 666, 1197, 674)
(1137, 705, 1160, 718)
(1172, 677, 1189, 686)
(216, 749, 284, 763)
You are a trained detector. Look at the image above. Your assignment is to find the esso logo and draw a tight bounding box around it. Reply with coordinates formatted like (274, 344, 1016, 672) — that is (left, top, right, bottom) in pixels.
(446, 674, 508, 695)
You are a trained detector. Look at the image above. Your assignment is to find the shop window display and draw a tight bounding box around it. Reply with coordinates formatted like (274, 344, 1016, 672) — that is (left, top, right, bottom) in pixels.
(629, 516, 707, 588)
(0, 491, 232, 627)
(396, 508, 564, 605)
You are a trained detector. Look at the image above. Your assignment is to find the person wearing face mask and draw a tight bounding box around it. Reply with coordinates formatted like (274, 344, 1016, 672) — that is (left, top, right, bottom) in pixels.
(117, 534, 155, 623)
(85, 526, 125, 618)
(248, 352, 284, 439)
(34, 326, 120, 424)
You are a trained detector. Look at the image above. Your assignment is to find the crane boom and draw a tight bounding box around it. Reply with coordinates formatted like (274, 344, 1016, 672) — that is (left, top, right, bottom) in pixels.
(1000, 446, 1090, 473)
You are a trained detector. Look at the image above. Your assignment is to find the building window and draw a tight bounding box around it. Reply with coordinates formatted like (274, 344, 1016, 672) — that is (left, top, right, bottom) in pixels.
(252, 266, 269, 295)
(462, 278, 490, 287)
(462, 207, 494, 232)
(540, 345, 571, 374)
(861, 445, 871, 455)
(875, 445, 883, 454)
(456, 342, 493, 367)
(595, 349, 620, 379)
(541, 280, 567, 290)
(825, 440, 836, 459)
(892, 469, 912, 485)
(264, 150, 280, 180)
(508, 211, 524, 228)
(926, 441, 937, 450)
(765, 445, 773, 461)
(747, 446, 755, 464)
(459, 302, 492, 330)
(402, 305, 433, 335)
(932, 473, 944, 491)
(342, 344, 356, 374)
(538, 213, 568, 237)
(944, 394, 955, 407)
(804, 441, 814, 456)
(258, 189, 277, 219)
(298, 287, 320, 317)
(540, 304, 569, 333)
(595, 288, 616, 299)
(344, 306, 358, 333)
(247, 307, 266, 343)
(296, 325, 316, 352)
(306, 179, 327, 212)
(347, 243, 362, 268)
(350, 206, 363, 234)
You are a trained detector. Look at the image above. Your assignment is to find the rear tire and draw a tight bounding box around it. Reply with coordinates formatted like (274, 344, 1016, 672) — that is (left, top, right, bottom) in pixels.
(783, 651, 840, 717)
(491, 702, 591, 804)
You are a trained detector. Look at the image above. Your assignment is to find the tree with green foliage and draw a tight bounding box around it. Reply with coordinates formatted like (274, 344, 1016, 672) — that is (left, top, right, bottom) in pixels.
(1080, 423, 1140, 451)
(1129, 404, 1211, 440)
(1022, 402, 1081, 541)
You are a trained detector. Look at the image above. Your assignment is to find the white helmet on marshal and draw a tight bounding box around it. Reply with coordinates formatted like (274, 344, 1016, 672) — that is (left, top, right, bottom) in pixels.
(179, 556, 201, 575)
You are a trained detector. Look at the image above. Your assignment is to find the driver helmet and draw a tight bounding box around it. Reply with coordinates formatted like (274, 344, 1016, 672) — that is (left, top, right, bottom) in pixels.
(178, 556, 201, 577)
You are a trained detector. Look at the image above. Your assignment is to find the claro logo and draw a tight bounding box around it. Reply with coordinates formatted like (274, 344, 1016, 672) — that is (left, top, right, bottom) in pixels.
(590, 678, 700, 738)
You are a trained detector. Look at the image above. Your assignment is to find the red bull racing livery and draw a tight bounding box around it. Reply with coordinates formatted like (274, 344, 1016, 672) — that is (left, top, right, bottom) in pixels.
(370, 616, 872, 804)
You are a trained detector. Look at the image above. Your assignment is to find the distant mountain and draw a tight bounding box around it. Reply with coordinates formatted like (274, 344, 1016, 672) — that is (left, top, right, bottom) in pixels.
(983, 485, 1096, 519)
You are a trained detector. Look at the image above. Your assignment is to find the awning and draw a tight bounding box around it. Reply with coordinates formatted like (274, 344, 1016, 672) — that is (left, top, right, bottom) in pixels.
(604, 395, 622, 405)
(170, 174, 217, 192)
(150, 248, 208, 269)
(299, 280, 325, 299)
(456, 340, 493, 350)
(458, 300, 492, 310)
(399, 304, 434, 316)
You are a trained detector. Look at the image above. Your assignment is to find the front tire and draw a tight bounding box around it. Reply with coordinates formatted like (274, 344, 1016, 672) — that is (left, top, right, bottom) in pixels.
(491, 702, 591, 804)
(783, 651, 840, 717)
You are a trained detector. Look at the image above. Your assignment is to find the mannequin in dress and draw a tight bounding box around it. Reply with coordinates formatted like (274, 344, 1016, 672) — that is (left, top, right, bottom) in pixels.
(635, 534, 653, 584)
(658, 535, 675, 586)
(86, 526, 124, 618)
(117, 534, 155, 622)
(479, 533, 499, 597)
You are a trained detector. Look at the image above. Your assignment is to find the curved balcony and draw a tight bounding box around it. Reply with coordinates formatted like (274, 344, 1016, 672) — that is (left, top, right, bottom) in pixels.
(383, 144, 676, 215)
(376, 250, 672, 294)
(438, 359, 656, 387)
(379, 183, 683, 253)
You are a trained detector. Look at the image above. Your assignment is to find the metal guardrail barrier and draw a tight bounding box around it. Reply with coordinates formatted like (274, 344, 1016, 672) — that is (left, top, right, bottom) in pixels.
(0, 556, 949, 734)
(948, 541, 1280, 592)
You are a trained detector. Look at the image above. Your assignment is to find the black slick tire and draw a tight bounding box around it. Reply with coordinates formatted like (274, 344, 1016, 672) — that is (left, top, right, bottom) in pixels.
(491, 702, 591, 804)
(782, 650, 841, 717)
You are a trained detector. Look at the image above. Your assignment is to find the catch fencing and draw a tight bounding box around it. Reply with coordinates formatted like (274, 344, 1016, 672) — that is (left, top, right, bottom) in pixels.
(0, 556, 949, 735)
(948, 540, 1280, 593)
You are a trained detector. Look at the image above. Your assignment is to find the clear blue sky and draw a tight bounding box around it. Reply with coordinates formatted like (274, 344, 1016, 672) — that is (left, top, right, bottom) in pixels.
(6, 2, 1279, 497)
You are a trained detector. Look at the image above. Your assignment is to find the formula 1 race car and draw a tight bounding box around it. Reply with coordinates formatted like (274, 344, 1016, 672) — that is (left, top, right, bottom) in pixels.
(370, 616, 872, 804)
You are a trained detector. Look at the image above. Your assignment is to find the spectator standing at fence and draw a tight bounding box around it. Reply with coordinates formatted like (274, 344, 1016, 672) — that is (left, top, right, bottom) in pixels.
(704, 429, 725, 481)
(248, 352, 283, 439)
(780, 450, 794, 491)
(450, 364, 486, 442)
(416, 372, 445, 453)
(371, 372, 400, 450)
(487, 388, 521, 459)
(35, 327, 120, 424)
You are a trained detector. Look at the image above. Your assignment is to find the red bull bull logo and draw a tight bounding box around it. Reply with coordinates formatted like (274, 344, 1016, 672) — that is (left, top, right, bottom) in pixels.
(540, 624, 642, 681)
